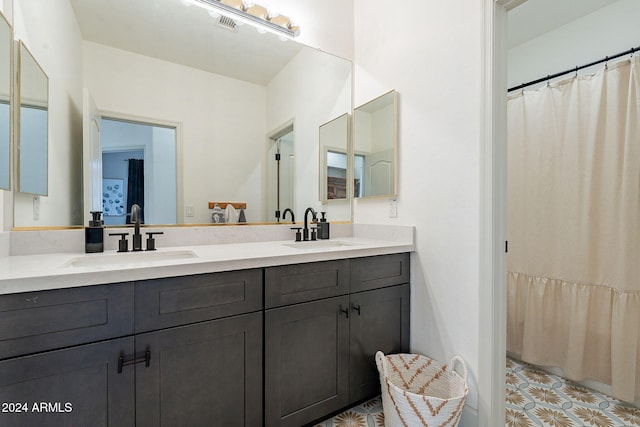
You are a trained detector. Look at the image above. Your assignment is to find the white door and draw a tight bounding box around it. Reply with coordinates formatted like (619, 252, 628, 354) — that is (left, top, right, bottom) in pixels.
(82, 89, 102, 224)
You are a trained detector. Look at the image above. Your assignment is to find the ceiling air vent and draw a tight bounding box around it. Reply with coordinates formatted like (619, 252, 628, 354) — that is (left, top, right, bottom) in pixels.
(217, 15, 239, 32)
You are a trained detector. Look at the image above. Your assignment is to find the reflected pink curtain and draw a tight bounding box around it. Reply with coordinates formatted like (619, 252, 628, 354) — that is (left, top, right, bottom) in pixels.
(507, 56, 640, 402)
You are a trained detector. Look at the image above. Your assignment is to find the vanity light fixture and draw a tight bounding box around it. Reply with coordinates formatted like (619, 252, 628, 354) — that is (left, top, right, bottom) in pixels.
(183, 0, 300, 38)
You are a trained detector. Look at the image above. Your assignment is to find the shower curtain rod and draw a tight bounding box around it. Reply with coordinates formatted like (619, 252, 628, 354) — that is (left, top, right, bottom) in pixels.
(507, 45, 639, 92)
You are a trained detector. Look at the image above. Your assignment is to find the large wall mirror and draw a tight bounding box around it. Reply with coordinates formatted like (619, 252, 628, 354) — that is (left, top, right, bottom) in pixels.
(319, 113, 350, 201)
(0, 11, 11, 191)
(12, 0, 352, 228)
(17, 41, 48, 196)
(353, 90, 397, 198)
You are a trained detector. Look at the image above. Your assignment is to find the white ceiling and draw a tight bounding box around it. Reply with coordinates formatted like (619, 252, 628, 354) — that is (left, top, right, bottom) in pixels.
(69, 0, 303, 85)
(507, 0, 621, 48)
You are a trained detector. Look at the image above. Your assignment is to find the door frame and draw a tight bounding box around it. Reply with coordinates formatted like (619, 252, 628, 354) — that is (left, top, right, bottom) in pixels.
(478, 0, 521, 426)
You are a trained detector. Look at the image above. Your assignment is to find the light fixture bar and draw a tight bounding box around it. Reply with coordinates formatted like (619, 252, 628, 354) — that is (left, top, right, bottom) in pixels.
(189, 0, 299, 38)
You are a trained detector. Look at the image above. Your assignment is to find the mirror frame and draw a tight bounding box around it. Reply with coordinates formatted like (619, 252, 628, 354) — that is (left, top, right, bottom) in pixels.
(16, 40, 49, 196)
(0, 10, 12, 191)
(319, 112, 351, 203)
(352, 90, 398, 199)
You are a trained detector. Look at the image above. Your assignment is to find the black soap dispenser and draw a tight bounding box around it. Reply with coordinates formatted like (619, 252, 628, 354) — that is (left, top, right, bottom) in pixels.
(85, 211, 105, 253)
(318, 212, 330, 240)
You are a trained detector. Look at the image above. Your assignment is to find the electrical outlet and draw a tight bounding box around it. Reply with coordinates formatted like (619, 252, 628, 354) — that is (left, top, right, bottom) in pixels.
(33, 196, 40, 220)
(185, 205, 195, 217)
(389, 198, 398, 218)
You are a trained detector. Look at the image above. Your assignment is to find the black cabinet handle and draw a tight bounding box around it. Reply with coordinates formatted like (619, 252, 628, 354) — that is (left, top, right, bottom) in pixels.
(340, 305, 349, 319)
(117, 348, 151, 373)
(352, 304, 361, 316)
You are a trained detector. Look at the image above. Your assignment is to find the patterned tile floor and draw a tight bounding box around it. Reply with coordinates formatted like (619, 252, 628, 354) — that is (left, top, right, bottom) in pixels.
(314, 396, 384, 427)
(506, 357, 640, 427)
(316, 357, 640, 427)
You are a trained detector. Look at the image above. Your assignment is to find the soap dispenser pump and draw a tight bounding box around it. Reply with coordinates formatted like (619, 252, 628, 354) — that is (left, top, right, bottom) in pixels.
(318, 212, 330, 240)
(85, 211, 105, 253)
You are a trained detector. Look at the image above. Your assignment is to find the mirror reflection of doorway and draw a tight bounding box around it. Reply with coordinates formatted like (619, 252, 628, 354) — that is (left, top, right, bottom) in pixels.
(101, 118, 177, 225)
(326, 150, 348, 199)
(267, 124, 294, 222)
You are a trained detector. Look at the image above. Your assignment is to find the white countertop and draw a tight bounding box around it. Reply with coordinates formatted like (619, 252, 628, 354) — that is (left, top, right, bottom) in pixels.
(0, 237, 414, 295)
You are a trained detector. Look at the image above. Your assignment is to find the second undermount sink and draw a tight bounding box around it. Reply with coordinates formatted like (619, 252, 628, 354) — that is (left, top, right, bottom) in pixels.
(61, 249, 199, 268)
(282, 240, 360, 250)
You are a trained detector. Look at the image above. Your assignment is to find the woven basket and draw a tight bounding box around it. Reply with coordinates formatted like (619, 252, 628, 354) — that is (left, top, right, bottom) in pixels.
(375, 351, 469, 427)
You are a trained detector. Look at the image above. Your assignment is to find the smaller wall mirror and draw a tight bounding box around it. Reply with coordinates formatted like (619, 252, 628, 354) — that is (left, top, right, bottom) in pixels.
(17, 41, 48, 196)
(0, 12, 11, 190)
(353, 90, 397, 198)
(319, 113, 350, 201)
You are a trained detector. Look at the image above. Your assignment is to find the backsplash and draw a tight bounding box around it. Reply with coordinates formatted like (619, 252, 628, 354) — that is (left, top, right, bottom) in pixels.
(3, 224, 414, 257)
(0, 232, 8, 257)
(7, 224, 354, 256)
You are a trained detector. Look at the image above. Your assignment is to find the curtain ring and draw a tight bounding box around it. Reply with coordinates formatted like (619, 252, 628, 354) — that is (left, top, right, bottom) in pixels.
(546, 75, 551, 87)
(605, 56, 609, 69)
(574, 66, 578, 78)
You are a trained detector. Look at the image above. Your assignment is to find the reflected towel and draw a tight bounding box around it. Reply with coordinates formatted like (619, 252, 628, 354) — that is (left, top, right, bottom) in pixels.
(225, 204, 240, 223)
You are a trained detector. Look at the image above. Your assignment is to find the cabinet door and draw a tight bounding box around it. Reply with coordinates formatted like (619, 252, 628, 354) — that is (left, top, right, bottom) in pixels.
(0, 337, 135, 427)
(135, 312, 262, 427)
(349, 284, 410, 403)
(265, 296, 350, 427)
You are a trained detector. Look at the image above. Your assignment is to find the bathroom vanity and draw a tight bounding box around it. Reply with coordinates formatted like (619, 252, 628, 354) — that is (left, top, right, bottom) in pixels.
(0, 235, 411, 427)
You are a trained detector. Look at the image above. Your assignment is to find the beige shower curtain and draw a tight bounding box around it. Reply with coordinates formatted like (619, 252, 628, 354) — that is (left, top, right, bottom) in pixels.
(507, 56, 640, 402)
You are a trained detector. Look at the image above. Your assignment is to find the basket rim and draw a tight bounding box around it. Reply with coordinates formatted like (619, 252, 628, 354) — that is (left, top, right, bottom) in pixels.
(383, 376, 470, 402)
(380, 352, 469, 391)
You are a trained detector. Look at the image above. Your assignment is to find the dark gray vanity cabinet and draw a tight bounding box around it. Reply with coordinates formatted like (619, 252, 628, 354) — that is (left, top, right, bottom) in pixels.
(0, 269, 263, 427)
(264, 253, 410, 427)
(349, 283, 410, 402)
(0, 284, 135, 426)
(135, 269, 264, 426)
(0, 253, 409, 427)
(265, 296, 351, 427)
(0, 338, 135, 426)
(136, 312, 263, 427)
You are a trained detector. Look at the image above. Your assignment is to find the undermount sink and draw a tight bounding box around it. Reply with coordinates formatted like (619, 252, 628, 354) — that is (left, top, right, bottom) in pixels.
(61, 249, 198, 268)
(282, 240, 360, 250)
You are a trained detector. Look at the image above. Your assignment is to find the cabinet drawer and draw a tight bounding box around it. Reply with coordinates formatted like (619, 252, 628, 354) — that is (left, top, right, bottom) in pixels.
(0, 283, 134, 360)
(135, 269, 262, 332)
(350, 253, 410, 292)
(265, 260, 349, 308)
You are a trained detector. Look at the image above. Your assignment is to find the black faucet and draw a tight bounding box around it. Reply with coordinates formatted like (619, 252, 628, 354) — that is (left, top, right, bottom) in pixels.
(282, 208, 295, 224)
(130, 204, 143, 251)
(303, 207, 317, 241)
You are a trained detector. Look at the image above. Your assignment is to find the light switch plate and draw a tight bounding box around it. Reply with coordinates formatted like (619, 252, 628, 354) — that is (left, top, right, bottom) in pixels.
(185, 205, 195, 217)
(389, 198, 397, 218)
(33, 196, 40, 220)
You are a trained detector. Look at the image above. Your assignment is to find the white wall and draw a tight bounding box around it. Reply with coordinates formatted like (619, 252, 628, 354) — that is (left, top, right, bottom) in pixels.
(353, 1, 483, 425)
(508, 0, 640, 89)
(12, 0, 83, 227)
(83, 41, 266, 224)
